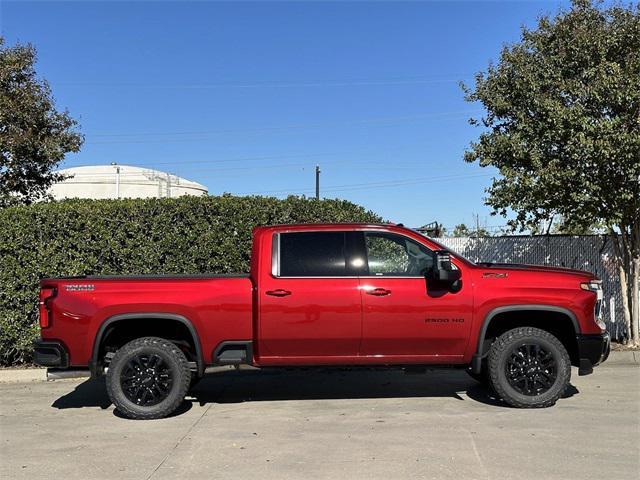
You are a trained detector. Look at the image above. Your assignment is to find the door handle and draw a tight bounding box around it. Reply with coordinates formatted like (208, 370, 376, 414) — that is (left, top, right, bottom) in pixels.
(366, 288, 391, 296)
(266, 289, 292, 297)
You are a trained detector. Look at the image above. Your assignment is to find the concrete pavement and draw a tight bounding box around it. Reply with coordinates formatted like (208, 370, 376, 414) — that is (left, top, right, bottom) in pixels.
(1, 364, 638, 480)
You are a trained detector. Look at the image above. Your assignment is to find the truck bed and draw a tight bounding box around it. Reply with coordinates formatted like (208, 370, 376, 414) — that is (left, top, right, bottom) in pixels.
(40, 275, 254, 367)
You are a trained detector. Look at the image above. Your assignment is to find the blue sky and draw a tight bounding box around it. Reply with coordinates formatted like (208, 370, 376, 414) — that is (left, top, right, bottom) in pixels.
(2, 0, 569, 230)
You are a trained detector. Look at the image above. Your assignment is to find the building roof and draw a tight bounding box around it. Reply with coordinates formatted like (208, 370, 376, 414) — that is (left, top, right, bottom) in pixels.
(57, 165, 206, 189)
(49, 164, 208, 200)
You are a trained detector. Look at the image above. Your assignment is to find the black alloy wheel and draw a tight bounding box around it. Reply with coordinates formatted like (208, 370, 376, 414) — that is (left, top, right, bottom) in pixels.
(120, 353, 173, 406)
(505, 343, 557, 396)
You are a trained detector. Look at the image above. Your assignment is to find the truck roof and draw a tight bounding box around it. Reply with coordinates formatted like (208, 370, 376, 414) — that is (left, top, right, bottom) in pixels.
(253, 222, 400, 233)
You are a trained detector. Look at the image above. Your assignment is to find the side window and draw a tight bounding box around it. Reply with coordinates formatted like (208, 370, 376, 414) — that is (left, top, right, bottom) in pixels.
(278, 232, 347, 277)
(365, 232, 434, 276)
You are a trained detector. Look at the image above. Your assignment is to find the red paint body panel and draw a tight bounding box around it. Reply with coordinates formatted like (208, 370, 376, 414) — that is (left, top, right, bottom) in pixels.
(39, 223, 604, 370)
(40, 277, 252, 367)
(258, 277, 362, 358)
(359, 277, 472, 358)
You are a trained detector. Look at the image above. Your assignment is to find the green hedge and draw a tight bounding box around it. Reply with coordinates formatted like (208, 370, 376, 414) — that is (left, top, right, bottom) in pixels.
(0, 195, 382, 366)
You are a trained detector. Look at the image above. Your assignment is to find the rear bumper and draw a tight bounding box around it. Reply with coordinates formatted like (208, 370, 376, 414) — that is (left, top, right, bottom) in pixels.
(576, 333, 610, 376)
(33, 339, 69, 368)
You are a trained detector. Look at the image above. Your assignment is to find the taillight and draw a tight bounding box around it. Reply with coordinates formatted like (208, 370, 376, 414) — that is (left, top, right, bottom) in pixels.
(39, 287, 56, 329)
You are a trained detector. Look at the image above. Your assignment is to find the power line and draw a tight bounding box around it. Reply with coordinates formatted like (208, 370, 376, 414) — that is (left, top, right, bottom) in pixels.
(56, 165, 494, 197)
(63, 157, 380, 177)
(91, 110, 477, 137)
(68, 138, 464, 169)
(86, 110, 480, 144)
(68, 152, 336, 169)
(439, 223, 509, 232)
(54, 75, 473, 89)
(63, 161, 474, 178)
(238, 173, 492, 196)
(320, 173, 492, 194)
(63, 161, 329, 177)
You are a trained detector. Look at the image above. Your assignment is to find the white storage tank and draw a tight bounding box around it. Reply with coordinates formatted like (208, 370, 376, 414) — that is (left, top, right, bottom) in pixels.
(49, 164, 208, 200)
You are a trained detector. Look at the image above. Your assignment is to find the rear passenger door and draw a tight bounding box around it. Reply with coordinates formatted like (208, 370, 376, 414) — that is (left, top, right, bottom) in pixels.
(258, 231, 363, 362)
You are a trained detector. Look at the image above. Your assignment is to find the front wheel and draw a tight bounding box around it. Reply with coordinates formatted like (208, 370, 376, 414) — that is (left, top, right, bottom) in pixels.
(488, 327, 571, 408)
(106, 337, 191, 419)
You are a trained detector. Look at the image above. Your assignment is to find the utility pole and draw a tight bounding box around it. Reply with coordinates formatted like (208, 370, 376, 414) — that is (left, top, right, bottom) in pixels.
(111, 162, 120, 199)
(315, 165, 321, 200)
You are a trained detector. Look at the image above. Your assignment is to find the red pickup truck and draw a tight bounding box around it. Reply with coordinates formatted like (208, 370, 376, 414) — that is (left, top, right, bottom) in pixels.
(35, 223, 609, 419)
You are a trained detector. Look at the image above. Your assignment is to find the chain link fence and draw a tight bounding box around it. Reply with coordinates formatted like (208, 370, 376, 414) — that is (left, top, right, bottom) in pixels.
(436, 235, 625, 340)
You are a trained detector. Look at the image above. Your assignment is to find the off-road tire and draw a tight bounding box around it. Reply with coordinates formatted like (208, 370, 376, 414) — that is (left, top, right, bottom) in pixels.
(488, 327, 571, 408)
(106, 336, 190, 420)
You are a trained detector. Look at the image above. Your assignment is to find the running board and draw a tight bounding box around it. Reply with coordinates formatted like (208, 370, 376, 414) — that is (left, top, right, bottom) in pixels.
(212, 341, 253, 366)
(204, 364, 260, 374)
(47, 368, 91, 381)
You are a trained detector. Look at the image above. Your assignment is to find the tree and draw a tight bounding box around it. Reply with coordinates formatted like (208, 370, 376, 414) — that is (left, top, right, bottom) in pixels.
(463, 0, 640, 345)
(450, 222, 491, 237)
(452, 224, 472, 237)
(450, 223, 491, 237)
(550, 216, 603, 235)
(0, 37, 83, 206)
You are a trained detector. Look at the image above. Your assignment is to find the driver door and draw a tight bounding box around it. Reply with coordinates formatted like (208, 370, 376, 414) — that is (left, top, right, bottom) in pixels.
(359, 231, 473, 359)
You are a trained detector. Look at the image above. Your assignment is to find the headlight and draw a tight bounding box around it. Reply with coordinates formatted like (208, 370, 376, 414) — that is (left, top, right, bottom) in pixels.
(581, 280, 603, 301)
(581, 280, 606, 330)
(580, 280, 602, 293)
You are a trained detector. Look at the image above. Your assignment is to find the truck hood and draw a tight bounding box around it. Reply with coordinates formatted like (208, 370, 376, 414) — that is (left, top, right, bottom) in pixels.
(475, 262, 596, 279)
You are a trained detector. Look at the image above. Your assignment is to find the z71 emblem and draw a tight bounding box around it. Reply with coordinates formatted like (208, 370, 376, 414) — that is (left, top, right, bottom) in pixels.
(482, 272, 508, 278)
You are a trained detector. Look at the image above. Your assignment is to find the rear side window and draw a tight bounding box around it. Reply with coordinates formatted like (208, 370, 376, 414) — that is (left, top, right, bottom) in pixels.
(278, 232, 347, 277)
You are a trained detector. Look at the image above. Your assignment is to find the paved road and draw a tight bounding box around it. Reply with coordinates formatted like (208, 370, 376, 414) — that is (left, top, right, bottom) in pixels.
(1, 364, 638, 480)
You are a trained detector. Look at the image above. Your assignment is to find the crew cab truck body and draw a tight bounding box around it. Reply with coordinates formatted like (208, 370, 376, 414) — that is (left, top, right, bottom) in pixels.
(35, 223, 610, 419)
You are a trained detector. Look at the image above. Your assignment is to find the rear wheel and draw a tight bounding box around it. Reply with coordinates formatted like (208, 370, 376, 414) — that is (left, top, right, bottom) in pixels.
(488, 327, 571, 408)
(106, 336, 190, 419)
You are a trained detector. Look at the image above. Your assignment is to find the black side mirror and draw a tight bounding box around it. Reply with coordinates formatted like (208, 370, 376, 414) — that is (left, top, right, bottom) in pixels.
(427, 250, 462, 292)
